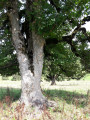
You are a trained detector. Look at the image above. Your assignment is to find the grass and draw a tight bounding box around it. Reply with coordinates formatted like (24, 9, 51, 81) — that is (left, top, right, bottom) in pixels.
(0, 88, 21, 101)
(0, 79, 90, 120)
(82, 74, 90, 81)
(44, 90, 87, 107)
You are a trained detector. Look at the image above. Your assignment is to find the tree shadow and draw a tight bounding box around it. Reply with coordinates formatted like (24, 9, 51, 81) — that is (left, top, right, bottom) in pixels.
(0, 87, 21, 102)
(0, 87, 88, 108)
(43, 89, 87, 108)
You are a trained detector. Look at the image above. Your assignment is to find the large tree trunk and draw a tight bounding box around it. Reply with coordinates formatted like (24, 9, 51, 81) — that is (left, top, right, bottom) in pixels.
(7, 0, 47, 109)
(20, 32, 46, 107)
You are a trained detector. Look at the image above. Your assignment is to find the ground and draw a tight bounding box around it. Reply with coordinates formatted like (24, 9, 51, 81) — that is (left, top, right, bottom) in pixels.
(0, 75, 90, 120)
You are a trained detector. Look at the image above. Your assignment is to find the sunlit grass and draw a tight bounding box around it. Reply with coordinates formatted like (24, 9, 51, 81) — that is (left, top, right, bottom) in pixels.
(82, 74, 90, 81)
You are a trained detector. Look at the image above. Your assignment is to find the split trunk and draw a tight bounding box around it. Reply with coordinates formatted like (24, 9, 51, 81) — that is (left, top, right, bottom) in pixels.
(8, 0, 47, 108)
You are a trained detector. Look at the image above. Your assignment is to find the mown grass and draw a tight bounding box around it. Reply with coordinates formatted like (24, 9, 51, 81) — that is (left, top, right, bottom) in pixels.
(0, 80, 90, 120)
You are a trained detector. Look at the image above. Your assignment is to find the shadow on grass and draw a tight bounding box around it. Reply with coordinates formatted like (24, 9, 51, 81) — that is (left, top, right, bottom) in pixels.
(0, 87, 21, 101)
(0, 87, 87, 108)
(43, 89, 87, 108)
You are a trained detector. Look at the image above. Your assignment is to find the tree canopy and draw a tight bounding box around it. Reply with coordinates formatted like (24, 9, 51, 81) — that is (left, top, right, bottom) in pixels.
(0, 0, 90, 77)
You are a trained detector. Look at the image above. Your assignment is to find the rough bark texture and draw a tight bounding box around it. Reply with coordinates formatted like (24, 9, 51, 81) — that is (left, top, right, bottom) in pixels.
(7, 0, 47, 109)
(21, 31, 47, 108)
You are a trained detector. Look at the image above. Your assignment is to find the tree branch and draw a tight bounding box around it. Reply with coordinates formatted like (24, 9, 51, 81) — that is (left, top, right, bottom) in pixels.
(49, 0, 61, 12)
(71, 16, 90, 39)
(49, 0, 90, 40)
(62, 36, 80, 57)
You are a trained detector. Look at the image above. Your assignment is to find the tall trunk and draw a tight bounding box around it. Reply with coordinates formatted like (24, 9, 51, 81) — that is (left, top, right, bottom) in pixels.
(21, 31, 46, 107)
(7, 0, 47, 108)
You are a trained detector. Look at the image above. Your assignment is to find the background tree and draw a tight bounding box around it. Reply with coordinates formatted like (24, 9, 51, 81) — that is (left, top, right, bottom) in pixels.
(43, 41, 86, 85)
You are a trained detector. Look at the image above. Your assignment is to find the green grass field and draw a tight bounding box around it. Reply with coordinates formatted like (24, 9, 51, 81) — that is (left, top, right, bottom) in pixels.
(0, 75, 90, 120)
(82, 74, 90, 81)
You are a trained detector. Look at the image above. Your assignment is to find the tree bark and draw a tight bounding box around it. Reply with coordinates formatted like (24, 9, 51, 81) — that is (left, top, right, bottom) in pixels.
(20, 32, 47, 108)
(7, 0, 47, 109)
(51, 75, 56, 85)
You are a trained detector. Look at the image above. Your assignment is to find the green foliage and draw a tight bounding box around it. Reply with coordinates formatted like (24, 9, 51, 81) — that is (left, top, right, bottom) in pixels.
(33, 0, 90, 37)
(43, 42, 86, 81)
(0, 39, 19, 76)
(73, 31, 90, 72)
(0, 0, 90, 80)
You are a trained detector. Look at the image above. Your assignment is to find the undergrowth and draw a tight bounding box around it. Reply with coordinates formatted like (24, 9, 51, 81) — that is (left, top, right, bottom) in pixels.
(0, 88, 90, 120)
